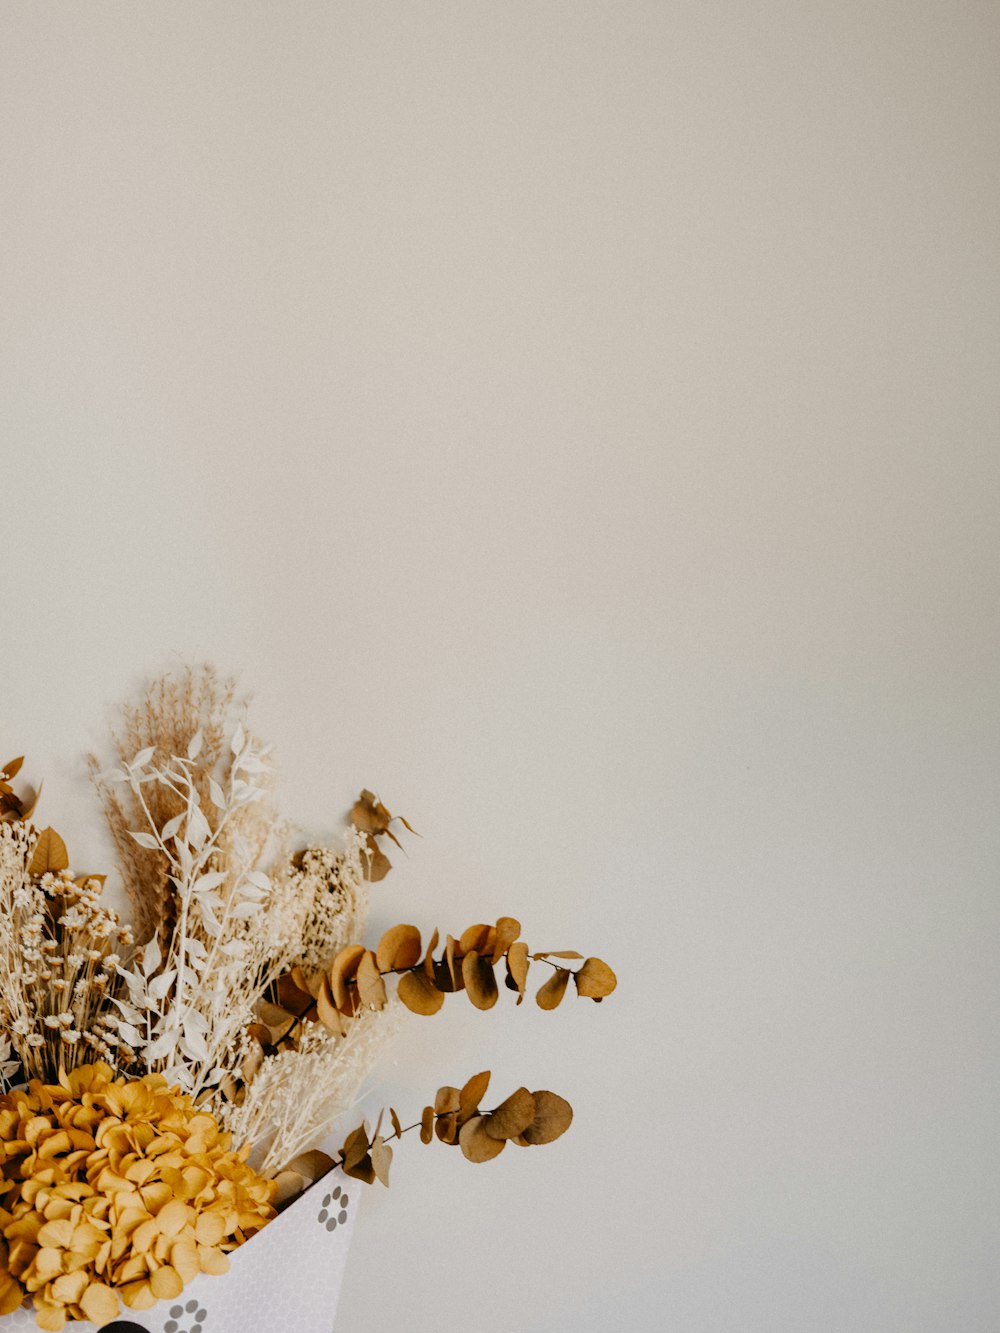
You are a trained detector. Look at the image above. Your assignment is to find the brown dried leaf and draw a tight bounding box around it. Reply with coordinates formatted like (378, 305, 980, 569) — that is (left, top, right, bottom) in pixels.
(536, 967, 570, 1010)
(285, 1149, 336, 1182)
(350, 790, 417, 881)
(357, 950, 388, 1011)
(218, 1073, 241, 1103)
(432, 958, 458, 993)
(535, 950, 584, 960)
(329, 943, 367, 1012)
(341, 1124, 370, 1170)
(517, 1091, 574, 1146)
(316, 976, 346, 1034)
(421, 927, 440, 978)
(276, 971, 315, 1018)
(341, 1123, 376, 1183)
(459, 1115, 507, 1163)
(272, 1170, 306, 1209)
(241, 1030, 267, 1080)
(444, 935, 465, 991)
(389, 1107, 403, 1139)
(350, 790, 394, 836)
(505, 941, 530, 1004)
(291, 964, 316, 997)
(364, 836, 393, 882)
(376, 923, 422, 972)
(256, 1000, 294, 1030)
(397, 968, 445, 1016)
(74, 872, 107, 889)
(371, 1134, 393, 1187)
(459, 923, 492, 955)
(28, 826, 69, 875)
(462, 951, 499, 1010)
(574, 957, 618, 1000)
(459, 1070, 491, 1120)
(492, 915, 521, 962)
(419, 1106, 435, 1144)
(434, 1085, 461, 1115)
(0, 758, 37, 826)
(343, 1155, 376, 1184)
(485, 1087, 536, 1141)
(17, 783, 41, 823)
(435, 1111, 459, 1144)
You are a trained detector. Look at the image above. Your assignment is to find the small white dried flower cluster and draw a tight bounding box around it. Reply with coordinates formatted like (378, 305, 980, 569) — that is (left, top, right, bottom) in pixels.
(220, 1005, 397, 1177)
(268, 832, 370, 972)
(0, 829, 133, 1085)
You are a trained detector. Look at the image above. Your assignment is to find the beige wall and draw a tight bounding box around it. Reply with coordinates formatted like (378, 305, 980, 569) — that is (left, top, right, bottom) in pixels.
(2, 3, 998, 1329)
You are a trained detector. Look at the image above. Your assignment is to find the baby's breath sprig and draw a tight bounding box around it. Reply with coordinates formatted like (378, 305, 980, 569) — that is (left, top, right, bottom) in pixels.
(106, 727, 283, 1101)
(0, 818, 133, 1086)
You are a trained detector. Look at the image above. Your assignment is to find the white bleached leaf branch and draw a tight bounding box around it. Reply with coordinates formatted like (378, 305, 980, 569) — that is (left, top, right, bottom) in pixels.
(111, 727, 283, 1099)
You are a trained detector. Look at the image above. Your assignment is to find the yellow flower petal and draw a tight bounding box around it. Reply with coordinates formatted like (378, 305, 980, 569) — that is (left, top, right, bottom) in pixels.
(32, 1300, 66, 1332)
(150, 1264, 184, 1300)
(198, 1244, 229, 1276)
(119, 1278, 157, 1310)
(50, 1270, 88, 1305)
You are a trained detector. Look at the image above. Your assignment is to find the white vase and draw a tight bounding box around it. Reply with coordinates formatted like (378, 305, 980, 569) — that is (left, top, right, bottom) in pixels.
(1, 1167, 357, 1333)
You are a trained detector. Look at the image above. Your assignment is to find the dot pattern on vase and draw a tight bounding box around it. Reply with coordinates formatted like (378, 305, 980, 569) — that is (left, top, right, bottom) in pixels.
(0, 1167, 356, 1330)
(163, 1299, 208, 1333)
(317, 1183, 350, 1232)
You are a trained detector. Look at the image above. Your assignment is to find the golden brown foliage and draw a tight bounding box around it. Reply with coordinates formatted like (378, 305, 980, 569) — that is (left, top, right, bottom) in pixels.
(26, 828, 69, 876)
(349, 790, 417, 881)
(333, 1072, 573, 1185)
(0, 756, 40, 825)
(265, 917, 616, 1036)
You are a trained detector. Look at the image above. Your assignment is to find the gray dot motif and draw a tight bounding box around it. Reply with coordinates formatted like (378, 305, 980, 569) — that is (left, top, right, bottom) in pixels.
(163, 1298, 208, 1333)
(317, 1183, 350, 1232)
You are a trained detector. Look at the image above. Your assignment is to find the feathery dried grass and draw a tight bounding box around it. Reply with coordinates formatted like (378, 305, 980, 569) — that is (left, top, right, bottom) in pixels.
(221, 1003, 399, 1178)
(89, 665, 274, 945)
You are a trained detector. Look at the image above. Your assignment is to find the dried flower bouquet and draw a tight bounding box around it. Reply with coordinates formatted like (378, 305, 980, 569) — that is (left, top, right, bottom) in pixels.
(0, 668, 616, 1329)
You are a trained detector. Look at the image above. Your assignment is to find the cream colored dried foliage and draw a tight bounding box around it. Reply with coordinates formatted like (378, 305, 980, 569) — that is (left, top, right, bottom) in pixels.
(89, 666, 271, 947)
(87, 666, 389, 1177)
(219, 1004, 397, 1179)
(267, 838, 370, 972)
(0, 825, 133, 1084)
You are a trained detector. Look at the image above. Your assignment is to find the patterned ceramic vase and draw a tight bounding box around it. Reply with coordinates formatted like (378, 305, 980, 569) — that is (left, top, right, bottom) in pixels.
(2, 1168, 357, 1333)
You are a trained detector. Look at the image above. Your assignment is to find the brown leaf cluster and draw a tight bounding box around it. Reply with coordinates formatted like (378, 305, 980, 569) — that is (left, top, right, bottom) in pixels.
(349, 790, 417, 882)
(0, 756, 40, 825)
(336, 1072, 573, 1184)
(264, 918, 616, 1041)
(0, 1063, 274, 1330)
(269, 1150, 336, 1211)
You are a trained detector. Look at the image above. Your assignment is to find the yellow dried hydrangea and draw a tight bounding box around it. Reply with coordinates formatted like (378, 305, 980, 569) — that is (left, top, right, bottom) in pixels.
(0, 1063, 275, 1330)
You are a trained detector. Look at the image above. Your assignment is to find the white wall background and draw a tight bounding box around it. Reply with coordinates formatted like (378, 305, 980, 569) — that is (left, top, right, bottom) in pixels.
(2, 4, 998, 1330)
